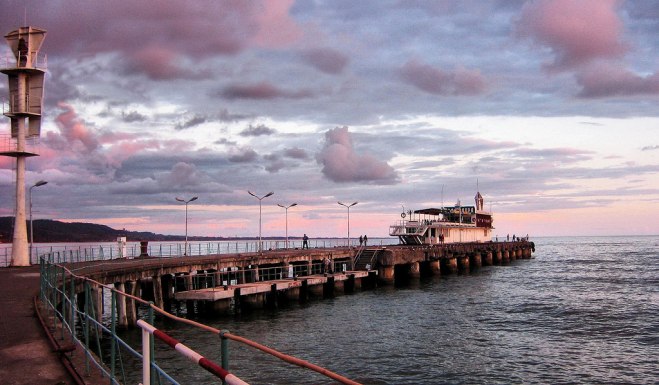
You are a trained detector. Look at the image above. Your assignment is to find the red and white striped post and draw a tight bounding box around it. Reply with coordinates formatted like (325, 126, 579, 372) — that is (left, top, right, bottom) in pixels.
(137, 319, 249, 385)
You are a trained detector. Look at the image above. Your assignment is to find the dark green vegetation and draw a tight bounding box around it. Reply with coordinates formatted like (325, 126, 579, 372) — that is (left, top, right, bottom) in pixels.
(0, 217, 233, 243)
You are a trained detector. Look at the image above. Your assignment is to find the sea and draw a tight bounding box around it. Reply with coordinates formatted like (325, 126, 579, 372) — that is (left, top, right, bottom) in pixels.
(114, 235, 658, 385)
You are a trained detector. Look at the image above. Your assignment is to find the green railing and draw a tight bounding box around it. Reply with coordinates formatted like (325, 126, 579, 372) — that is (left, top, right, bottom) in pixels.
(38, 253, 361, 385)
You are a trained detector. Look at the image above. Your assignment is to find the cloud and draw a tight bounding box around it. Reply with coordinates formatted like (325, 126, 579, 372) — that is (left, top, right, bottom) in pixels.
(263, 154, 286, 173)
(217, 108, 251, 122)
(283, 147, 309, 159)
(260, 147, 310, 173)
(517, 0, 627, 72)
(250, 0, 303, 48)
(228, 147, 258, 163)
(53, 102, 100, 154)
(240, 124, 276, 136)
(156, 162, 204, 189)
(221, 81, 313, 100)
(1, 1, 302, 79)
(576, 64, 659, 98)
(122, 111, 148, 123)
(641, 145, 659, 151)
(399, 60, 487, 96)
(175, 115, 208, 130)
(301, 48, 349, 74)
(316, 126, 398, 184)
(512, 147, 593, 163)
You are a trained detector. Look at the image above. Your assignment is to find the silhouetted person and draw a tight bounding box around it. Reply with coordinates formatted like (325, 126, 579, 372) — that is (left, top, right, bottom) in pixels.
(303, 234, 309, 249)
(363, 235, 368, 245)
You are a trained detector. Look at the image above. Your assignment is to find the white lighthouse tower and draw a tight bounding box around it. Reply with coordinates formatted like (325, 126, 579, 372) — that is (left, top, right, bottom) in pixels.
(1, 26, 47, 266)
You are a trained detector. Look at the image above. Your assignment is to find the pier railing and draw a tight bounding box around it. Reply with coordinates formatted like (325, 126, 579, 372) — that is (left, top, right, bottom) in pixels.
(2, 238, 394, 267)
(38, 254, 362, 385)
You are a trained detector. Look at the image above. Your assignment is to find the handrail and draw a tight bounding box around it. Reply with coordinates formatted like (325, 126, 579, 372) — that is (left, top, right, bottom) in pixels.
(352, 244, 365, 267)
(138, 320, 249, 385)
(45, 257, 363, 385)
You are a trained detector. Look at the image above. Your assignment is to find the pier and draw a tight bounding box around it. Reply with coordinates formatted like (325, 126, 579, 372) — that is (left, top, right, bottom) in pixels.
(25, 239, 535, 384)
(51, 241, 534, 325)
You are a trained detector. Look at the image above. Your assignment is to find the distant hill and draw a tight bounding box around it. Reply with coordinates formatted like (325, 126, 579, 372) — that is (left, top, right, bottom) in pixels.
(0, 217, 228, 243)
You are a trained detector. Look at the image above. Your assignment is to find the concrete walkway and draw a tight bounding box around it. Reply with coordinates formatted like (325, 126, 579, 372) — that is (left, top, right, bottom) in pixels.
(0, 265, 74, 385)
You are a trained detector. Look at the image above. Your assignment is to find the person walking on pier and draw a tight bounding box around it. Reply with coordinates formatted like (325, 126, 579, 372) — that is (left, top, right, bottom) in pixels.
(303, 234, 309, 249)
(323, 256, 331, 274)
(364, 234, 368, 246)
(359, 235, 363, 246)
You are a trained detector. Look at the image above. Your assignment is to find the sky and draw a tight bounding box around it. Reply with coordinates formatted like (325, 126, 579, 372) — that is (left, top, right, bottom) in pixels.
(0, 0, 657, 238)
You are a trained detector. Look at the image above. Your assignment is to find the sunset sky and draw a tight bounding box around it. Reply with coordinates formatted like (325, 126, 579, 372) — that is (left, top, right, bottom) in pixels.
(1, 0, 657, 238)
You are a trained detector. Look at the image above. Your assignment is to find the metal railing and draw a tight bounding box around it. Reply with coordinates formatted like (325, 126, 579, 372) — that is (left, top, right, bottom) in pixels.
(2, 238, 395, 267)
(138, 320, 249, 385)
(39, 254, 362, 385)
(172, 261, 355, 295)
(0, 52, 48, 70)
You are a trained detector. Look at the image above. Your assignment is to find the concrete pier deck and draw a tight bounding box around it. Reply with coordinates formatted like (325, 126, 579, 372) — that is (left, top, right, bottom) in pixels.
(0, 266, 80, 384)
(175, 270, 372, 301)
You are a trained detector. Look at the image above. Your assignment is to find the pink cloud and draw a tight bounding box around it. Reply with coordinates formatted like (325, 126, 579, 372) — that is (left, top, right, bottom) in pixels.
(8, 1, 303, 79)
(517, 0, 628, 71)
(399, 60, 487, 96)
(42, 103, 191, 173)
(54, 102, 100, 154)
(316, 126, 398, 184)
(124, 46, 187, 80)
(576, 64, 659, 98)
(222, 81, 313, 99)
(251, 0, 303, 48)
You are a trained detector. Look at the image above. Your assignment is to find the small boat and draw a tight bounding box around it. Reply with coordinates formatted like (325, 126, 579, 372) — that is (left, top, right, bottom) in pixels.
(389, 191, 493, 245)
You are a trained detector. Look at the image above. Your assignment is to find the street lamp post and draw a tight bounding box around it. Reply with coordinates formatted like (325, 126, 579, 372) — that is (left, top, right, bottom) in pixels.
(277, 203, 297, 249)
(29, 180, 48, 262)
(337, 201, 358, 247)
(248, 191, 274, 252)
(175, 196, 198, 256)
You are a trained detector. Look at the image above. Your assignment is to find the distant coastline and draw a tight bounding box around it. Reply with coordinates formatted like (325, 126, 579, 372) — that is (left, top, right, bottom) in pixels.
(0, 217, 303, 243)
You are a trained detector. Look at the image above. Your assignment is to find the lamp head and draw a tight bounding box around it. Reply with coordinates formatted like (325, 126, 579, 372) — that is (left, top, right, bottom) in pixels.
(190, 196, 198, 202)
(265, 191, 274, 198)
(34, 180, 48, 187)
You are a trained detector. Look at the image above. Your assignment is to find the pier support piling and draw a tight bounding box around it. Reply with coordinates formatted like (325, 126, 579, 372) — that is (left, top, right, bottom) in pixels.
(114, 282, 128, 328)
(378, 265, 395, 284)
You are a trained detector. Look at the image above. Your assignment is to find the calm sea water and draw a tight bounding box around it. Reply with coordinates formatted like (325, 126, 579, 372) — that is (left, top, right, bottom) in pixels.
(128, 236, 658, 384)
